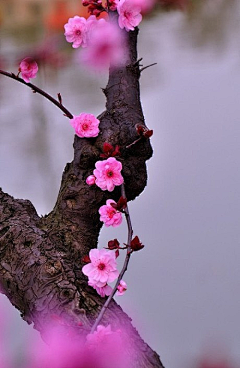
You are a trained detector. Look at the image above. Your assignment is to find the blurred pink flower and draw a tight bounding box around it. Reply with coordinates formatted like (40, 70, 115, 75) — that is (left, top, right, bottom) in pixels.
(86, 174, 96, 185)
(86, 324, 113, 345)
(132, 0, 156, 13)
(117, 0, 142, 31)
(88, 280, 113, 297)
(93, 157, 123, 192)
(81, 19, 126, 70)
(70, 113, 100, 138)
(64, 16, 88, 48)
(86, 324, 132, 368)
(99, 199, 123, 227)
(116, 280, 127, 295)
(82, 248, 119, 287)
(19, 57, 38, 83)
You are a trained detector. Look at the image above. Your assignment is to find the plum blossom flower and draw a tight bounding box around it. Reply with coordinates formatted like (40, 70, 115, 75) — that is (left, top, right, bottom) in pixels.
(93, 157, 123, 192)
(86, 174, 96, 185)
(82, 248, 119, 287)
(99, 199, 122, 227)
(70, 113, 100, 138)
(117, 0, 142, 31)
(116, 280, 127, 296)
(64, 16, 88, 48)
(18, 57, 38, 83)
(81, 19, 126, 70)
(88, 280, 112, 297)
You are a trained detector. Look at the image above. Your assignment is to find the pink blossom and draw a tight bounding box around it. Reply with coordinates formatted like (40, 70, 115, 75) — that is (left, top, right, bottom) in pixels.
(19, 57, 38, 83)
(82, 248, 119, 287)
(86, 174, 96, 185)
(64, 16, 88, 48)
(70, 113, 100, 138)
(81, 19, 126, 70)
(117, 0, 142, 31)
(93, 157, 123, 192)
(99, 199, 122, 227)
(88, 280, 112, 297)
(86, 325, 113, 346)
(116, 280, 127, 296)
(132, 0, 156, 14)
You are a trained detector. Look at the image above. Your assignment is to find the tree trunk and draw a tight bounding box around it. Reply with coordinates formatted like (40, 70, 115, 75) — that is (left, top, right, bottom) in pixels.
(0, 22, 164, 368)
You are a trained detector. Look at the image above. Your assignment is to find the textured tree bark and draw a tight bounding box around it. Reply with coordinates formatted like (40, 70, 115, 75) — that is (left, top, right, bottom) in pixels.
(0, 20, 165, 368)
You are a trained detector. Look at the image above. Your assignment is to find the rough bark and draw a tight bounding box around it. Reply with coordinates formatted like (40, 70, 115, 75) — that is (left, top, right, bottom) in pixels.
(0, 21, 164, 368)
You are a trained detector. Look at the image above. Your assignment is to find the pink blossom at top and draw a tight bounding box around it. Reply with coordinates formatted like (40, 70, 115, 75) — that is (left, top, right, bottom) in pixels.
(116, 280, 127, 296)
(64, 16, 88, 48)
(80, 19, 126, 70)
(93, 157, 123, 192)
(70, 113, 100, 138)
(88, 280, 112, 297)
(117, 0, 142, 31)
(99, 199, 123, 227)
(132, 0, 156, 13)
(82, 248, 119, 287)
(18, 57, 38, 83)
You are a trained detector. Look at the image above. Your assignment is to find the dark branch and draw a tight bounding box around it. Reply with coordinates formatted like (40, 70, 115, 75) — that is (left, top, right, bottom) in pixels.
(0, 69, 73, 119)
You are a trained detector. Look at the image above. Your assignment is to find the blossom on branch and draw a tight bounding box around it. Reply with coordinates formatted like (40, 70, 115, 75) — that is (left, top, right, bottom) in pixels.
(88, 280, 113, 297)
(70, 113, 100, 138)
(82, 248, 119, 287)
(18, 57, 38, 83)
(80, 19, 126, 70)
(99, 199, 123, 227)
(117, 0, 142, 31)
(94, 157, 123, 192)
(116, 280, 127, 296)
(64, 16, 88, 48)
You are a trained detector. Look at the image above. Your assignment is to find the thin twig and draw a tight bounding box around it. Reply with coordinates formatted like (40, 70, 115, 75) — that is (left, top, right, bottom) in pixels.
(126, 137, 142, 149)
(0, 69, 73, 119)
(140, 62, 157, 73)
(90, 183, 133, 333)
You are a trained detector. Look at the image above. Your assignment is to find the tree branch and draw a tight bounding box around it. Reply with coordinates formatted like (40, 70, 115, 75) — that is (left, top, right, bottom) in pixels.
(0, 17, 164, 368)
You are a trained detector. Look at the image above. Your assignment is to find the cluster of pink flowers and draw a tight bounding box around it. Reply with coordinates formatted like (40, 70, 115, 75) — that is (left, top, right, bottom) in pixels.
(27, 322, 131, 368)
(82, 248, 119, 297)
(64, 15, 125, 69)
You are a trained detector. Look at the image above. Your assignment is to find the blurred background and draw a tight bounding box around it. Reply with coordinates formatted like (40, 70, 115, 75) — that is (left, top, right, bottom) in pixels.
(0, 0, 240, 367)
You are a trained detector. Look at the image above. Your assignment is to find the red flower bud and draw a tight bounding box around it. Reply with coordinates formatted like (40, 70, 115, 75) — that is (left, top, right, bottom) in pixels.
(110, 196, 127, 212)
(130, 236, 144, 252)
(100, 142, 121, 158)
(107, 238, 120, 250)
(136, 124, 153, 139)
(143, 129, 153, 138)
(82, 255, 91, 263)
